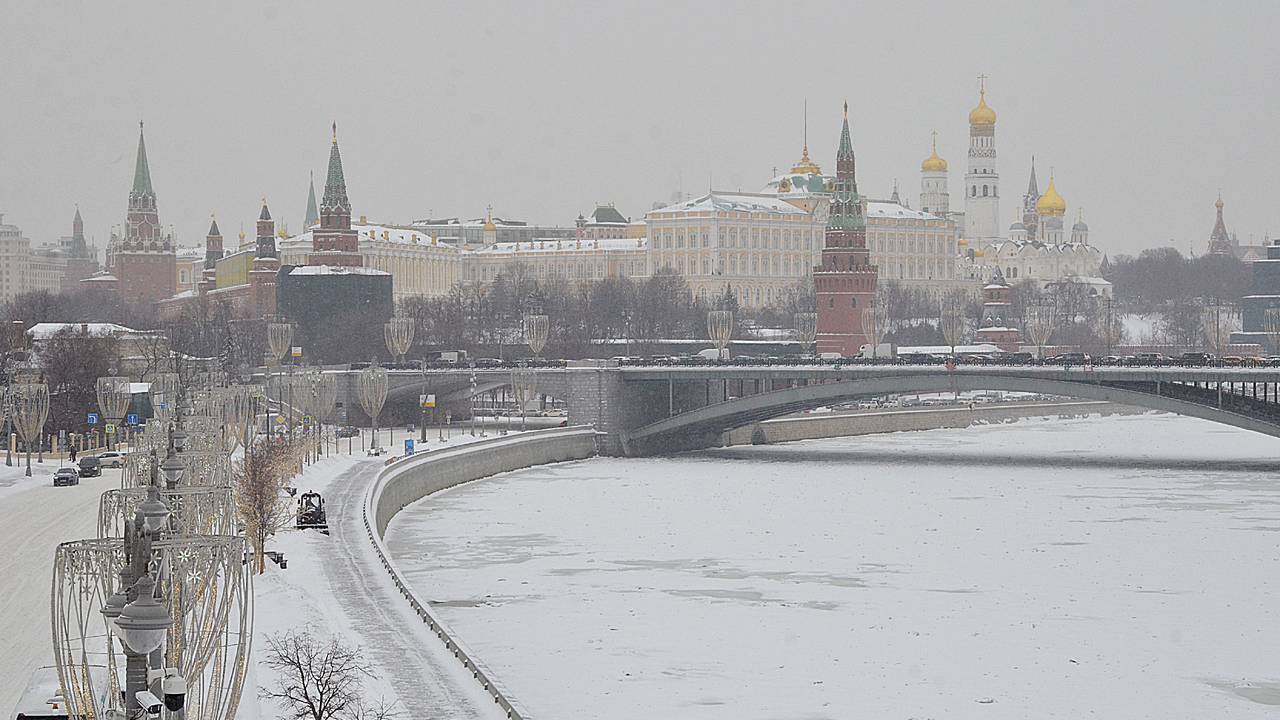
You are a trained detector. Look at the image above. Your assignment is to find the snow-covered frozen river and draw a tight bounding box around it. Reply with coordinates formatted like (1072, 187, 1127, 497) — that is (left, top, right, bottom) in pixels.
(386, 414, 1280, 719)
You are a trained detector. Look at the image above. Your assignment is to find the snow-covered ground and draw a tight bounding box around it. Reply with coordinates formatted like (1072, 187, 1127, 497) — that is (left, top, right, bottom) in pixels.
(386, 414, 1280, 719)
(0, 456, 106, 716)
(246, 438, 506, 720)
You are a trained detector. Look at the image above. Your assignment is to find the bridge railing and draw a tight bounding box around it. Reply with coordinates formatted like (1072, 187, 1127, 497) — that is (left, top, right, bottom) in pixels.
(362, 425, 600, 719)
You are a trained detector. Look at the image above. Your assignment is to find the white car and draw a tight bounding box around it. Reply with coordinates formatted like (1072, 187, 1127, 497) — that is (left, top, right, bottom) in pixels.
(96, 451, 128, 468)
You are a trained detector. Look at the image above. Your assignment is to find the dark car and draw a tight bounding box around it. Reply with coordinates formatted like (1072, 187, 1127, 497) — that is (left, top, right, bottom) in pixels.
(53, 468, 80, 487)
(336, 426, 360, 438)
(1178, 351, 1214, 366)
(1057, 352, 1091, 366)
(77, 456, 102, 477)
(1004, 351, 1035, 365)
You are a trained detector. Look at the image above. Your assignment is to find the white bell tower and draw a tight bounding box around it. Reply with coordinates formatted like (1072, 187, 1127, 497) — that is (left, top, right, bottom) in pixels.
(964, 76, 1000, 242)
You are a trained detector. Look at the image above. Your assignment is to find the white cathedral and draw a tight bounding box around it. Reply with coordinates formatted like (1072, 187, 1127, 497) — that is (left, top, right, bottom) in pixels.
(925, 82, 1104, 289)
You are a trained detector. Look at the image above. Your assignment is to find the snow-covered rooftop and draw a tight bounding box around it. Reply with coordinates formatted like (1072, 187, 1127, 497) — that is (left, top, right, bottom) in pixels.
(281, 222, 463, 251)
(866, 201, 940, 221)
(649, 192, 808, 216)
(287, 265, 390, 276)
(28, 322, 142, 339)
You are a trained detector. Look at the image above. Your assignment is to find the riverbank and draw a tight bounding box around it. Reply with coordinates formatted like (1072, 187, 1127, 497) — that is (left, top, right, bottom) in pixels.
(722, 400, 1144, 445)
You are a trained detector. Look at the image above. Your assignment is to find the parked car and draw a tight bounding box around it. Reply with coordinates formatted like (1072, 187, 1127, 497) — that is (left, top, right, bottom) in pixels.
(95, 451, 128, 468)
(53, 467, 80, 486)
(336, 426, 360, 438)
(77, 456, 102, 477)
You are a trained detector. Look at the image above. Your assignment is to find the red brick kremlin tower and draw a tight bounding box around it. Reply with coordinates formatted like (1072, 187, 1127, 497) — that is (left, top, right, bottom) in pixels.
(814, 103, 878, 356)
(250, 201, 280, 316)
(111, 122, 177, 305)
(307, 124, 364, 267)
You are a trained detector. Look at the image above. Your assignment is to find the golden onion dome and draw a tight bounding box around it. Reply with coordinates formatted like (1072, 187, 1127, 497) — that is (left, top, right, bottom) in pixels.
(1035, 176, 1067, 216)
(921, 134, 947, 172)
(969, 89, 996, 126)
(957, 237, 968, 246)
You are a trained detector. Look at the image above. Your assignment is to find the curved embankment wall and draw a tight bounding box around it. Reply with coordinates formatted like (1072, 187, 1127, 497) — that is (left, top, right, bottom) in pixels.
(363, 426, 600, 719)
(723, 400, 1144, 445)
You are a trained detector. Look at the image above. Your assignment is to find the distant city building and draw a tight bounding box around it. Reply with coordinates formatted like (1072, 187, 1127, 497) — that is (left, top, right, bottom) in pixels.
(466, 235, 649, 286)
(278, 222, 459, 304)
(647, 191, 821, 307)
(1232, 238, 1280, 352)
(814, 103, 878, 357)
(408, 215, 574, 248)
(0, 214, 31, 300)
(576, 204, 633, 240)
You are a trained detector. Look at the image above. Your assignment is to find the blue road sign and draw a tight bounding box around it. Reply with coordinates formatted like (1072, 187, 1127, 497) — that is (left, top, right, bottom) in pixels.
(404, 439, 415, 456)
(87, 412, 99, 426)
(126, 413, 139, 426)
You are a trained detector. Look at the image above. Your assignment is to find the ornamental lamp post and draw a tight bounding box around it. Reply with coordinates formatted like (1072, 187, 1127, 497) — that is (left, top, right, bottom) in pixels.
(357, 361, 388, 453)
(384, 316, 414, 365)
(793, 312, 817, 358)
(266, 320, 294, 430)
(707, 309, 734, 362)
(12, 382, 48, 477)
(1025, 300, 1057, 361)
(96, 376, 132, 451)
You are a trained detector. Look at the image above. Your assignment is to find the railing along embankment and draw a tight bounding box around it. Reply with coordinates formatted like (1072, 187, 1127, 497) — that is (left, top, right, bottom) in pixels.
(363, 426, 600, 719)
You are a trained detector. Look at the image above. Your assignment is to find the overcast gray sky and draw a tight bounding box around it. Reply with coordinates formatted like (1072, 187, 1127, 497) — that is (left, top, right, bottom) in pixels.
(2, 1, 1277, 257)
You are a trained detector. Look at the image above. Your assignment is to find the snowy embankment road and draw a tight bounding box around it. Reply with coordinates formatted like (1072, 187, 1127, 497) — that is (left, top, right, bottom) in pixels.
(245, 445, 506, 720)
(0, 459, 104, 716)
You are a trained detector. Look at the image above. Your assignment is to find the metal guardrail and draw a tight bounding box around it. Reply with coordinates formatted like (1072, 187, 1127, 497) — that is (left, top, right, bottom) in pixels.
(361, 426, 600, 719)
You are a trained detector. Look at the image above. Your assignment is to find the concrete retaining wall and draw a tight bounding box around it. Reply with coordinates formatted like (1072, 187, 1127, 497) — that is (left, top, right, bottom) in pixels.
(363, 426, 600, 719)
(723, 401, 1144, 445)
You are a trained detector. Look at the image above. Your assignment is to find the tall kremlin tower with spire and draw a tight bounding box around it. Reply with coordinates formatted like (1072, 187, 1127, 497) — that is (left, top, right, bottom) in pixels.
(814, 102, 878, 356)
(107, 122, 177, 306)
(307, 124, 363, 267)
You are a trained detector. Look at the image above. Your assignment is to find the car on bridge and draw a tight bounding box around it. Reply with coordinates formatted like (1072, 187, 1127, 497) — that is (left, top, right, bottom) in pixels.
(1133, 352, 1169, 366)
(1177, 352, 1215, 366)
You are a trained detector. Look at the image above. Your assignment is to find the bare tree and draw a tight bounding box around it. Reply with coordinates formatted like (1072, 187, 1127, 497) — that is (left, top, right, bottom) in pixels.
(261, 631, 398, 720)
(235, 437, 300, 574)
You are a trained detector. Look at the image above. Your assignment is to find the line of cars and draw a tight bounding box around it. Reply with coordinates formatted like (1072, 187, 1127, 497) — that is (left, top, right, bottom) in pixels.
(51, 450, 128, 487)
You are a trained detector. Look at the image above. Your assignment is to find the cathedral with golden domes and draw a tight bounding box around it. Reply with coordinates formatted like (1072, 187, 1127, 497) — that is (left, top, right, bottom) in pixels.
(936, 81, 1103, 289)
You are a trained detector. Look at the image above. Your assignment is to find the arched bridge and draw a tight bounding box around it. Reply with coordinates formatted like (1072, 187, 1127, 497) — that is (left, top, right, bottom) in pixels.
(614, 366, 1280, 456)
(317, 363, 1280, 455)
